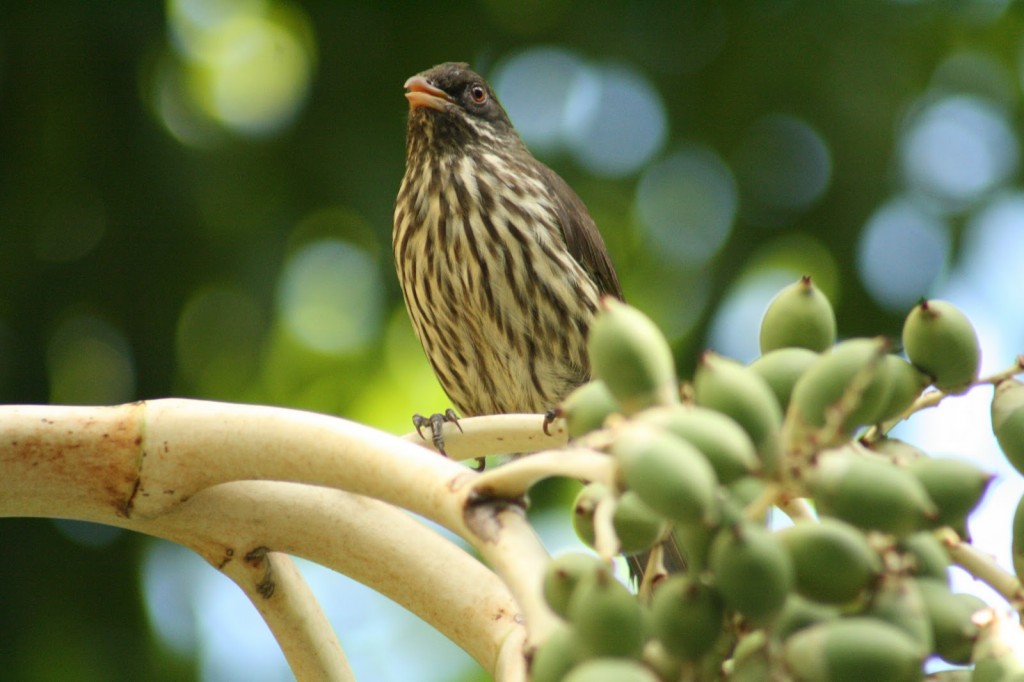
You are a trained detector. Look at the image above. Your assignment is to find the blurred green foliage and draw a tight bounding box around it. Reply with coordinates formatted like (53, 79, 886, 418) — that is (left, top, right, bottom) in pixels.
(1, 0, 1021, 679)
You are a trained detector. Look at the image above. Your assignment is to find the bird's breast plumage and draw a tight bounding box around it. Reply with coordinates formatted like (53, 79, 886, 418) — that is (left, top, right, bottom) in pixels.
(394, 142, 602, 416)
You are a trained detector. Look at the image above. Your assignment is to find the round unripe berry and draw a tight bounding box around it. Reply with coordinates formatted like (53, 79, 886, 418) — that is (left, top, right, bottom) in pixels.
(906, 457, 992, 530)
(788, 337, 892, 444)
(588, 298, 677, 414)
(809, 449, 937, 537)
(917, 579, 985, 665)
(613, 424, 719, 526)
(542, 552, 603, 619)
(992, 378, 1024, 476)
(636, 404, 759, 483)
(530, 625, 581, 682)
(902, 299, 980, 394)
(709, 522, 793, 625)
(759, 275, 837, 354)
(749, 346, 819, 412)
(779, 518, 882, 605)
(559, 380, 620, 439)
(649, 575, 725, 661)
(693, 352, 783, 473)
(783, 617, 925, 682)
(875, 355, 930, 423)
(566, 565, 647, 659)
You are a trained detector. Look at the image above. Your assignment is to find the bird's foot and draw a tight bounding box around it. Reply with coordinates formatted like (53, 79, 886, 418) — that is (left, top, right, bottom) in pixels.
(413, 408, 461, 453)
(412, 409, 484, 470)
(542, 407, 561, 436)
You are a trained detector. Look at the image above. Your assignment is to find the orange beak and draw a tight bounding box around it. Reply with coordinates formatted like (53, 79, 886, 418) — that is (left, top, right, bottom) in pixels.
(404, 75, 450, 112)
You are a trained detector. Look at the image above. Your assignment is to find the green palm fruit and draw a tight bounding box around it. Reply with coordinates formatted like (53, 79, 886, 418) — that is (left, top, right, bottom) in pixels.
(728, 475, 766, 508)
(906, 457, 992, 529)
(588, 299, 678, 414)
(672, 517, 718, 573)
(543, 552, 603, 619)
(732, 629, 768, 664)
(613, 490, 669, 555)
(865, 574, 933, 654)
(759, 276, 837, 354)
(902, 299, 980, 394)
(559, 380, 620, 439)
(916, 578, 985, 665)
(874, 355, 930, 423)
(992, 378, 1024, 475)
(779, 518, 882, 605)
(530, 624, 581, 682)
(709, 522, 794, 625)
(637, 404, 759, 483)
(567, 565, 647, 659)
(727, 631, 771, 682)
(562, 659, 660, 682)
(693, 352, 783, 474)
(670, 486, 753, 572)
(775, 594, 840, 641)
(729, 654, 772, 682)
(571, 482, 611, 550)
(809, 449, 937, 537)
(783, 617, 925, 682)
(643, 641, 684, 682)
(788, 337, 892, 444)
(749, 346, 819, 412)
(867, 437, 927, 466)
(649, 575, 725, 661)
(898, 532, 951, 584)
(1012, 492, 1024, 583)
(613, 424, 719, 526)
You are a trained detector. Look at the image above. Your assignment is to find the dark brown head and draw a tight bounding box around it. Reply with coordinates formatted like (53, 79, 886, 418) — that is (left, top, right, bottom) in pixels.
(403, 62, 523, 156)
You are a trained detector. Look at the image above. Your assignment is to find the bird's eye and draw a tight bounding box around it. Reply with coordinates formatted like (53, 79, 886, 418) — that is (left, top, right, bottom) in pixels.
(470, 85, 487, 104)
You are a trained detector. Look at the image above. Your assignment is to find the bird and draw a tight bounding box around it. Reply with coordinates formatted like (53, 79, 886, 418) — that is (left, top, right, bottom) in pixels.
(394, 62, 620, 420)
(393, 62, 683, 580)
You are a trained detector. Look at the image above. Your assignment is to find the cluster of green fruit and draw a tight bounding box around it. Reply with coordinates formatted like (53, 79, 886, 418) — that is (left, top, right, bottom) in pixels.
(530, 278, 1024, 682)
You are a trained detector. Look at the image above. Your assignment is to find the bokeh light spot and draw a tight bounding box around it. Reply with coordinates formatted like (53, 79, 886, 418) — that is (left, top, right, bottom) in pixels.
(276, 240, 382, 354)
(635, 145, 737, 265)
(46, 314, 136, 405)
(932, 51, 1015, 109)
(176, 286, 265, 398)
(159, 0, 315, 138)
(961, 192, 1024, 336)
(142, 541, 200, 657)
(732, 114, 832, 223)
(196, 14, 311, 134)
(625, 266, 709, 342)
(492, 47, 585, 155)
(857, 196, 951, 311)
(142, 539, 291, 680)
(899, 95, 1018, 208)
(565, 63, 668, 177)
(493, 51, 667, 177)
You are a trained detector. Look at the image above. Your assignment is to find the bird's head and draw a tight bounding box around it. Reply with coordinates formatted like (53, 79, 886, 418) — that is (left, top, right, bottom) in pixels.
(403, 62, 519, 154)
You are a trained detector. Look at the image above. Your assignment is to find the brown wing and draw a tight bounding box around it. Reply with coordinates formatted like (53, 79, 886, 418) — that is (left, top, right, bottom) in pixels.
(537, 164, 624, 301)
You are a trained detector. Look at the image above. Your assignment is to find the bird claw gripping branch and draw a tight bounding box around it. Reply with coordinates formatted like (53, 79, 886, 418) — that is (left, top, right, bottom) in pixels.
(411, 409, 485, 471)
(412, 408, 462, 454)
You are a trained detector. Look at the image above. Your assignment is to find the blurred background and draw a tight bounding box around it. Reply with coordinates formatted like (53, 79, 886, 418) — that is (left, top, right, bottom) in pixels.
(2, 0, 1023, 680)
